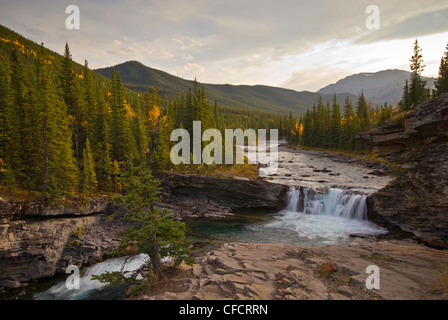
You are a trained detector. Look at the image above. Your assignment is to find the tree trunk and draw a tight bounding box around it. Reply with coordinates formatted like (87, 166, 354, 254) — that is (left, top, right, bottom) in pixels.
(150, 232, 164, 280)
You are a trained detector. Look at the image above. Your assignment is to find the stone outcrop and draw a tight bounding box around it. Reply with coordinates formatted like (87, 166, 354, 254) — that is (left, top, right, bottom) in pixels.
(160, 174, 288, 219)
(0, 175, 288, 289)
(359, 94, 448, 248)
(0, 197, 127, 289)
(141, 239, 448, 300)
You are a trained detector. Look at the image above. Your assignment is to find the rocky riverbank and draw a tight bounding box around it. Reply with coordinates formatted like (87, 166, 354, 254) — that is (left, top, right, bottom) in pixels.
(159, 174, 288, 219)
(0, 196, 128, 289)
(261, 142, 390, 195)
(140, 238, 448, 300)
(359, 93, 448, 248)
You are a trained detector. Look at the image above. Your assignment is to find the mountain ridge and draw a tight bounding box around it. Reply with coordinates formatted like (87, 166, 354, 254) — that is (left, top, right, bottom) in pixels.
(95, 61, 359, 116)
(318, 69, 436, 106)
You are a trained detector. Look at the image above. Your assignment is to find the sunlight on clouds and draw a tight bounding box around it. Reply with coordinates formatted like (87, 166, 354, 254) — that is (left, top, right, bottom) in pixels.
(173, 63, 206, 79)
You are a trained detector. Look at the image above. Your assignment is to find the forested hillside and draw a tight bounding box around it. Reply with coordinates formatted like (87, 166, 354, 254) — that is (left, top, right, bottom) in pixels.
(0, 25, 290, 200)
(95, 61, 359, 116)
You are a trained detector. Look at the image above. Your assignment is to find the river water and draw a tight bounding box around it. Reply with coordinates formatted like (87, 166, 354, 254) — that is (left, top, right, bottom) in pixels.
(187, 187, 388, 247)
(13, 145, 390, 300)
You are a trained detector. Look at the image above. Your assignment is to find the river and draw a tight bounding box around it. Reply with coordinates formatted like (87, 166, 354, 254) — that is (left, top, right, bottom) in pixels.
(11, 142, 391, 300)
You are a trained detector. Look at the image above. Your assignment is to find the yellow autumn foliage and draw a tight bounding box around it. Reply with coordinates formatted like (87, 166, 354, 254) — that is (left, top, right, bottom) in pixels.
(148, 105, 161, 122)
(0, 158, 6, 173)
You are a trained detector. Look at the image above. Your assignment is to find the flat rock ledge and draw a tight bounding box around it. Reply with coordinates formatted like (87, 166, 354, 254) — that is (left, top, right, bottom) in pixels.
(140, 240, 448, 300)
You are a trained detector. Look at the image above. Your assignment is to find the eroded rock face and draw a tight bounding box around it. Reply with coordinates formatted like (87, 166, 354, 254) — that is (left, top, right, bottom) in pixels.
(0, 197, 126, 289)
(160, 174, 288, 219)
(359, 94, 448, 247)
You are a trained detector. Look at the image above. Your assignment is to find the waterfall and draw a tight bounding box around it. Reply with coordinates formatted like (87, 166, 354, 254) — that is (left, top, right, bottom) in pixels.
(33, 254, 149, 300)
(262, 186, 387, 245)
(285, 187, 368, 220)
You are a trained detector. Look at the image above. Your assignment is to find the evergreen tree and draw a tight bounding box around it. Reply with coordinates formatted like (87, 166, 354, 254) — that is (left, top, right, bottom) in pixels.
(9, 48, 35, 189)
(357, 92, 369, 129)
(61, 43, 88, 159)
(329, 95, 341, 148)
(400, 79, 411, 110)
(435, 43, 448, 97)
(80, 138, 97, 196)
(2, 165, 18, 194)
(0, 58, 12, 164)
(110, 70, 132, 162)
(407, 39, 428, 109)
(36, 54, 79, 199)
(118, 159, 192, 278)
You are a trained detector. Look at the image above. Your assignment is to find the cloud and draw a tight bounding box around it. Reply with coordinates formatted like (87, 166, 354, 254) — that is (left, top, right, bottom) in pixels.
(107, 41, 177, 61)
(357, 7, 448, 43)
(173, 63, 206, 79)
(1, 0, 447, 91)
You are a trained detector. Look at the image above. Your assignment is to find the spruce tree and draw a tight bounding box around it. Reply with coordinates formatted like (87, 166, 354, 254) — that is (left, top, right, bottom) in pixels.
(435, 43, 448, 97)
(0, 58, 12, 163)
(400, 79, 411, 110)
(357, 92, 369, 129)
(10, 48, 34, 188)
(330, 94, 341, 148)
(36, 54, 79, 200)
(80, 138, 97, 196)
(110, 70, 131, 162)
(61, 43, 87, 159)
(407, 39, 428, 109)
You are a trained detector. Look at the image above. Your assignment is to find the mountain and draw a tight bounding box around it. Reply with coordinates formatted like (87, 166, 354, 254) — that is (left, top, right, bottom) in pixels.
(95, 61, 359, 116)
(318, 69, 436, 106)
(0, 24, 132, 97)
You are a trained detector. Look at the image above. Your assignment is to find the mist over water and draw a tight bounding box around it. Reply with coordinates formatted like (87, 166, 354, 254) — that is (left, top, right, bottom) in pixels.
(188, 187, 388, 247)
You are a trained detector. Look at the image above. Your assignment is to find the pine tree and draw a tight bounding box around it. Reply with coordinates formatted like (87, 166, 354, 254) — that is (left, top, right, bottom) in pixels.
(9, 48, 35, 189)
(118, 160, 191, 278)
(329, 94, 341, 148)
(435, 43, 448, 97)
(357, 92, 369, 129)
(400, 79, 411, 110)
(110, 70, 132, 162)
(36, 54, 79, 200)
(61, 43, 88, 159)
(2, 165, 18, 194)
(82, 60, 96, 143)
(80, 138, 97, 196)
(0, 58, 12, 164)
(407, 39, 428, 109)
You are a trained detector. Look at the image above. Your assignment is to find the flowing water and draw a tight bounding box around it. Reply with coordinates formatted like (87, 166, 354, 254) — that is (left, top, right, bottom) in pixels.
(188, 187, 388, 246)
(19, 187, 388, 300)
(29, 254, 149, 300)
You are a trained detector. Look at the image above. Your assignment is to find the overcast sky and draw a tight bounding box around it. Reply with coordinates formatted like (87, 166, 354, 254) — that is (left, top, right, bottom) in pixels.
(1, 0, 448, 91)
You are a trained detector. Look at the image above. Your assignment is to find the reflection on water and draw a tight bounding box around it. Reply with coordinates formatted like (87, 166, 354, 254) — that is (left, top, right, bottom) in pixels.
(186, 206, 388, 247)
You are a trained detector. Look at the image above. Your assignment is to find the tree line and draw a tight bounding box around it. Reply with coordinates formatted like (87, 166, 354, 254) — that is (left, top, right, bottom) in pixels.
(0, 32, 290, 200)
(286, 39, 448, 151)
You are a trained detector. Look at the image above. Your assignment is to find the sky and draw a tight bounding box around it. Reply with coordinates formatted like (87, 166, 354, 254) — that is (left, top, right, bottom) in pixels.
(1, 0, 448, 91)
